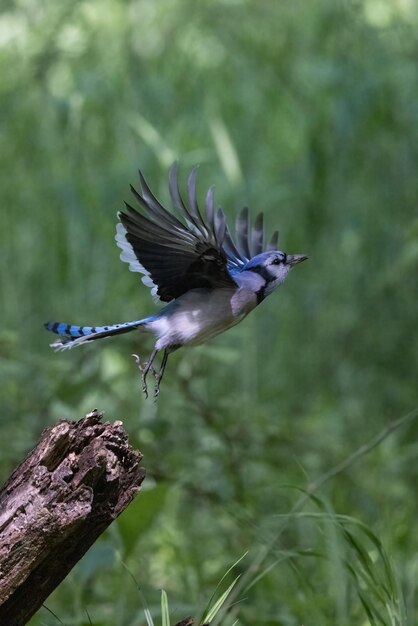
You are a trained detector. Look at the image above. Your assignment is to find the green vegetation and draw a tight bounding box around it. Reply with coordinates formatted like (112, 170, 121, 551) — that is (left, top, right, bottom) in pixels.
(1, 0, 418, 624)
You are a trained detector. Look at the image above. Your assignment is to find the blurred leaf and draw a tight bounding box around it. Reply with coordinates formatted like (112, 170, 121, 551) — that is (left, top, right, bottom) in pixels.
(209, 116, 243, 187)
(117, 483, 170, 557)
(76, 541, 116, 585)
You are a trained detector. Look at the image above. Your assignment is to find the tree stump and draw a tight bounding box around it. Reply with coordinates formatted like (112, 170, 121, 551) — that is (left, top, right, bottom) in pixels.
(0, 409, 145, 626)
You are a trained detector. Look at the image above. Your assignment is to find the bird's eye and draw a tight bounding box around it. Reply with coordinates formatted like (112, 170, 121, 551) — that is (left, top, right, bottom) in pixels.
(271, 257, 282, 265)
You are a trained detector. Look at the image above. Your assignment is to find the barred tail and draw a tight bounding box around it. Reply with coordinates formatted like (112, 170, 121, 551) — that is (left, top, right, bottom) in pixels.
(44, 319, 148, 350)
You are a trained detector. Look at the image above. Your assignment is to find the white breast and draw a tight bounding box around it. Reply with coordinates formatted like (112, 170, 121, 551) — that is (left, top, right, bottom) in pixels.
(148, 287, 257, 350)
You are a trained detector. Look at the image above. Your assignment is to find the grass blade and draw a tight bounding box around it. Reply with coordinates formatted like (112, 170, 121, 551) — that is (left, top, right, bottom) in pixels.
(203, 575, 241, 623)
(161, 589, 170, 626)
(200, 551, 247, 623)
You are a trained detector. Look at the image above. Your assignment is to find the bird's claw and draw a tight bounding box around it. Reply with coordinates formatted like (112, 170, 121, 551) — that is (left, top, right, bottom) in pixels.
(132, 353, 151, 399)
(132, 353, 141, 366)
(131, 351, 163, 401)
(152, 368, 162, 402)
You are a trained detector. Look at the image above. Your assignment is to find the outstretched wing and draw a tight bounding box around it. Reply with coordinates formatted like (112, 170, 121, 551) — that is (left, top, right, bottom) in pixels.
(116, 163, 280, 302)
(116, 164, 236, 302)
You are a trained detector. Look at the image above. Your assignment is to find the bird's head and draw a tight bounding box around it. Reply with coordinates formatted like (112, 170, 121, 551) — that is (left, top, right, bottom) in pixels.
(243, 251, 308, 298)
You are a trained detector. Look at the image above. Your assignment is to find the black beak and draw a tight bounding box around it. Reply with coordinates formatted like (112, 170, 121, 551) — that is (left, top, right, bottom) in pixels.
(287, 254, 308, 267)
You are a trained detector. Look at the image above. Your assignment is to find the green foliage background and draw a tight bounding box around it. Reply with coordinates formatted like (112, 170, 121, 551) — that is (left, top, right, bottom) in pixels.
(1, 0, 418, 624)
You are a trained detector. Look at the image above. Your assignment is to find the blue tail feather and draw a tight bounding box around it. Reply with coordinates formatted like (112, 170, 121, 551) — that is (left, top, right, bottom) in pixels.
(44, 318, 152, 350)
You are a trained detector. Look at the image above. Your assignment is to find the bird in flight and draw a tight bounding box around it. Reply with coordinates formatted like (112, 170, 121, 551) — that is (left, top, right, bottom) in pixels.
(45, 164, 307, 398)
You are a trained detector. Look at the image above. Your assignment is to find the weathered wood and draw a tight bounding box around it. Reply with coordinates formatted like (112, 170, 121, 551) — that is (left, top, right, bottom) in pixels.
(0, 409, 145, 626)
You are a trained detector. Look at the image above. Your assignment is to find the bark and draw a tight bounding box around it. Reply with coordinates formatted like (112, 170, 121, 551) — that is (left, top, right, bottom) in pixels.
(0, 409, 145, 626)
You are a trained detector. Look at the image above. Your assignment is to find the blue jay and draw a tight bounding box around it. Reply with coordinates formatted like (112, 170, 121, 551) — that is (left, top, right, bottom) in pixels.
(45, 164, 307, 398)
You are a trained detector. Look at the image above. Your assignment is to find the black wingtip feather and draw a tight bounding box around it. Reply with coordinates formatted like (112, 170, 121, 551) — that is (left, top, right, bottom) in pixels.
(205, 185, 215, 228)
(168, 161, 187, 213)
(251, 212, 264, 256)
(267, 230, 280, 250)
(235, 207, 251, 259)
(186, 166, 207, 237)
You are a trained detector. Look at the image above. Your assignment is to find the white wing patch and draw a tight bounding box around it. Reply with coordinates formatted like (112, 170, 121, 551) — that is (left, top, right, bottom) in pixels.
(115, 222, 160, 302)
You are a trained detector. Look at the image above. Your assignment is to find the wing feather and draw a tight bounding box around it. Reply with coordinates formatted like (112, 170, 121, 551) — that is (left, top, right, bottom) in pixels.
(187, 167, 209, 239)
(266, 230, 280, 251)
(205, 185, 215, 235)
(235, 207, 251, 260)
(214, 208, 227, 247)
(168, 163, 208, 240)
(250, 212, 264, 257)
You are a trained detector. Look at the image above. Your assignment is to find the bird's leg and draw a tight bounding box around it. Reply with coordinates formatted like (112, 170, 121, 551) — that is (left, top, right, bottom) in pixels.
(132, 348, 158, 399)
(153, 349, 169, 401)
